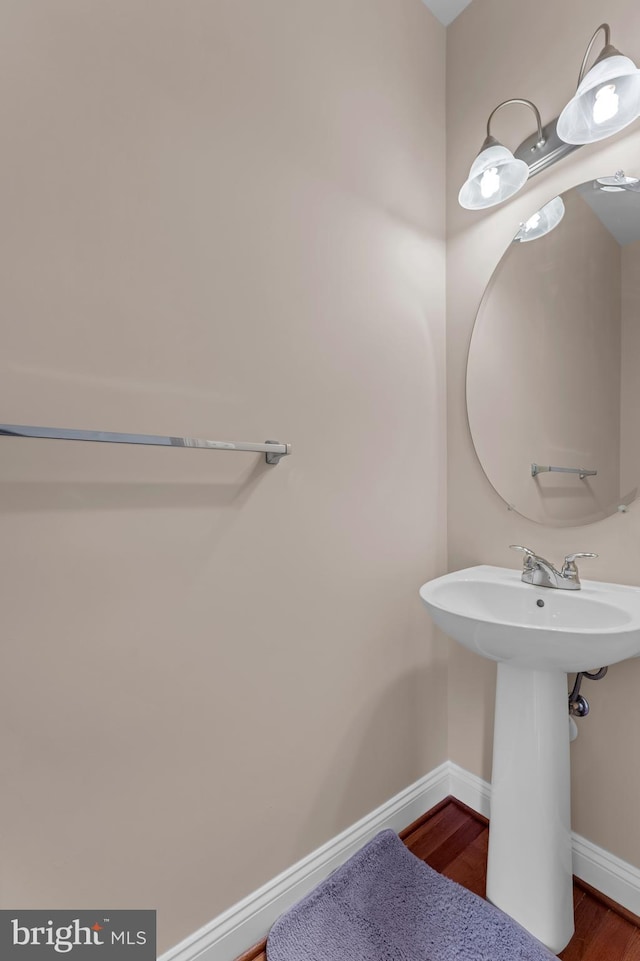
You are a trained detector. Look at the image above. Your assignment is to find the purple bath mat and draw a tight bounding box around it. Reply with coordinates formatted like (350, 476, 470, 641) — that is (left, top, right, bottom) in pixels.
(266, 829, 556, 961)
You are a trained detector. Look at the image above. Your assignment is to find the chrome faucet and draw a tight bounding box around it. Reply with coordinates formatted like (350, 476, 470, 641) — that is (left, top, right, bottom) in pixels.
(509, 546, 598, 590)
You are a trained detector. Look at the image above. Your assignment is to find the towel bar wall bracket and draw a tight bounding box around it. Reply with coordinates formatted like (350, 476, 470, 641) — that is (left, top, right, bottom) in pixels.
(0, 424, 292, 466)
(264, 440, 290, 465)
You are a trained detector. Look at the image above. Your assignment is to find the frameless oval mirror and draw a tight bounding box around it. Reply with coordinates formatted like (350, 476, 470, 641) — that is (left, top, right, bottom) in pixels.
(467, 172, 640, 526)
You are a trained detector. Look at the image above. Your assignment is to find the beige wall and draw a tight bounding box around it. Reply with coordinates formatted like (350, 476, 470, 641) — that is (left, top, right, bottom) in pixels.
(467, 190, 622, 525)
(0, 1, 447, 953)
(447, 0, 640, 866)
(620, 239, 640, 497)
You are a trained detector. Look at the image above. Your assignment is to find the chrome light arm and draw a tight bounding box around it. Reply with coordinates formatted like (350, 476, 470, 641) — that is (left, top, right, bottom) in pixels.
(484, 99, 545, 149)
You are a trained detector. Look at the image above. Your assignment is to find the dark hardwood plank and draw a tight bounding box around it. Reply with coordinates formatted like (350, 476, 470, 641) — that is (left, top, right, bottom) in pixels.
(399, 795, 456, 840)
(405, 802, 482, 865)
(559, 893, 611, 960)
(573, 886, 587, 911)
(587, 912, 640, 960)
(419, 814, 486, 873)
(621, 929, 640, 960)
(440, 826, 489, 898)
(447, 796, 490, 826)
(575, 878, 640, 928)
(402, 798, 470, 852)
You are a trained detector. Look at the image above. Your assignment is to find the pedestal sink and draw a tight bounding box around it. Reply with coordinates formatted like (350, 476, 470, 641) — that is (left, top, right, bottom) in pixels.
(419, 565, 640, 953)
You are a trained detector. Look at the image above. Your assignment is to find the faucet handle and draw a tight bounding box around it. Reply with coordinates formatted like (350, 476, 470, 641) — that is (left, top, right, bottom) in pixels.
(563, 552, 598, 565)
(509, 545, 539, 570)
(561, 552, 598, 582)
(509, 545, 537, 557)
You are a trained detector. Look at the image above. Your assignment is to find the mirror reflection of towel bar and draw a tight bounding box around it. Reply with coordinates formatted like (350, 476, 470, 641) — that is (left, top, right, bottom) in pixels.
(531, 463, 597, 480)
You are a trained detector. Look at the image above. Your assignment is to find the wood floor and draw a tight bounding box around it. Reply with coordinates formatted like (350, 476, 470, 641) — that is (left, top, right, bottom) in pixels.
(236, 797, 640, 961)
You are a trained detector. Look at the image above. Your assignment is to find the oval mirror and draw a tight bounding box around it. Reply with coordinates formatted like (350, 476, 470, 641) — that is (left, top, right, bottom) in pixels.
(467, 173, 640, 527)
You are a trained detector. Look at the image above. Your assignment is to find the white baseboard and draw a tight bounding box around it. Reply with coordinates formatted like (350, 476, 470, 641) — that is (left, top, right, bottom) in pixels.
(447, 761, 492, 819)
(159, 760, 640, 961)
(571, 834, 640, 916)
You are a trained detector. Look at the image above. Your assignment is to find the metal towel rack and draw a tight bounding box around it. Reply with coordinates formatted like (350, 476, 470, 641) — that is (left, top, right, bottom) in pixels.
(0, 424, 292, 465)
(531, 463, 597, 480)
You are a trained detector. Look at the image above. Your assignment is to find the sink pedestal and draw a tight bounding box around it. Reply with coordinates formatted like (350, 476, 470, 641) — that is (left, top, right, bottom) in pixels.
(420, 565, 640, 953)
(487, 663, 574, 953)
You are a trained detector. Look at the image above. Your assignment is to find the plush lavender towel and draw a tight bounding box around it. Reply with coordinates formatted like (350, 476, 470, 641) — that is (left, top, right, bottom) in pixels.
(266, 830, 556, 961)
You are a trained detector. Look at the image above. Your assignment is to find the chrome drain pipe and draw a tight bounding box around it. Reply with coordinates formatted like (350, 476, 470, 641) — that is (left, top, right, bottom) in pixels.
(568, 667, 608, 718)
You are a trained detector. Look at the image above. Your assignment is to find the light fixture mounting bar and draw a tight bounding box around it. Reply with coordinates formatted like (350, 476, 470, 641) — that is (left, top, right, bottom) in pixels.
(514, 118, 581, 178)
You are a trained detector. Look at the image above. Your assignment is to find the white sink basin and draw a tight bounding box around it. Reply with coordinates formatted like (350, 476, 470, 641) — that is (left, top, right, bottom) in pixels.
(419, 564, 640, 672)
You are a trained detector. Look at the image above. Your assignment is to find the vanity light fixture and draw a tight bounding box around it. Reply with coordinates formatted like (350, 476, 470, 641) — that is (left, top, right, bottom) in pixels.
(513, 196, 565, 242)
(458, 99, 544, 210)
(460, 24, 640, 212)
(557, 24, 640, 145)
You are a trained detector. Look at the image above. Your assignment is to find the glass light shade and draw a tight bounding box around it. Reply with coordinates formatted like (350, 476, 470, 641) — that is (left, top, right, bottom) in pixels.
(514, 196, 565, 242)
(458, 144, 530, 210)
(557, 55, 640, 144)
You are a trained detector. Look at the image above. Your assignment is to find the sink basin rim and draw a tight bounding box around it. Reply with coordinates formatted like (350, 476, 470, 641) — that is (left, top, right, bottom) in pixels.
(420, 565, 640, 637)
